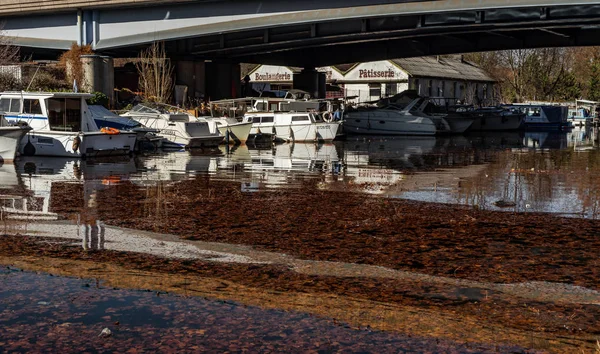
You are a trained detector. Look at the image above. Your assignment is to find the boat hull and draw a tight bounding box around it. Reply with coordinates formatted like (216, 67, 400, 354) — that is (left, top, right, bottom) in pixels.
(0, 126, 30, 162)
(443, 116, 475, 133)
(187, 135, 225, 148)
(217, 122, 253, 144)
(274, 122, 340, 142)
(343, 113, 436, 136)
(18, 131, 137, 158)
(468, 114, 523, 131)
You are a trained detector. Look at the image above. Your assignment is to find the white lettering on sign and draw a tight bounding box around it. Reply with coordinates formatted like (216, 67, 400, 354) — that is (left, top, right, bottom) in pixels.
(254, 72, 291, 81)
(358, 69, 395, 79)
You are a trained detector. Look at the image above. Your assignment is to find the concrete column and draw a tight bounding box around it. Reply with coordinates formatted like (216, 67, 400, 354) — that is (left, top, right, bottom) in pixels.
(175, 60, 207, 104)
(293, 68, 325, 99)
(80, 54, 114, 105)
(204, 62, 240, 100)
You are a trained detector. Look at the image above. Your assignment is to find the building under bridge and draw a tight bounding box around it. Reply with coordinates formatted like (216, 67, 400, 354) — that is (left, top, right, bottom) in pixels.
(244, 56, 496, 105)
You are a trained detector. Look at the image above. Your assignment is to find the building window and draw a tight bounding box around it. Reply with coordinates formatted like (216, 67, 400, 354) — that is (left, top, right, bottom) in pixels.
(414, 79, 420, 95)
(483, 84, 488, 100)
(428, 80, 433, 97)
(453, 82, 458, 99)
(369, 83, 381, 98)
(438, 81, 444, 97)
(386, 83, 397, 97)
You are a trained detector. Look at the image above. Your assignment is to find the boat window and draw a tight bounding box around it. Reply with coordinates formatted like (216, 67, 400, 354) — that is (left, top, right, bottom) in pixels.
(23, 99, 42, 115)
(311, 113, 323, 122)
(292, 115, 310, 122)
(47, 98, 81, 132)
(251, 116, 261, 124)
(132, 105, 160, 114)
(9, 98, 20, 113)
(254, 102, 267, 111)
(0, 98, 10, 112)
(261, 116, 274, 123)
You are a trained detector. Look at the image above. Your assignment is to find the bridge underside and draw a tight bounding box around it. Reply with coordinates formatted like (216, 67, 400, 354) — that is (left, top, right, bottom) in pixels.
(8, 1, 600, 66)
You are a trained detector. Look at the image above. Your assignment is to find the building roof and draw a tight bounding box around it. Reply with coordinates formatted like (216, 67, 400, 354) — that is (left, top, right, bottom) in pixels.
(390, 56, 495, 82)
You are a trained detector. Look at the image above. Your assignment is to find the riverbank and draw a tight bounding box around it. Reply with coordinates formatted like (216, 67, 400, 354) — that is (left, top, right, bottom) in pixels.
(2, 179, 600, 352)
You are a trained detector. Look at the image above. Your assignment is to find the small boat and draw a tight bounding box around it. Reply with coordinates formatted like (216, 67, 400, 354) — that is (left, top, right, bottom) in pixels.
(201, 116, 252, 145)
(1, 92, 137, 158)
(0, 117, 31, 162)
(89, 105, 164, 151)
(509, 104, 572, 131)
(120, 103, 224, 149)
(272, 112, 340, 142)
(242, 112, 276, 140)
(343, 98, 437, 136)
(466, 106, 525, 131)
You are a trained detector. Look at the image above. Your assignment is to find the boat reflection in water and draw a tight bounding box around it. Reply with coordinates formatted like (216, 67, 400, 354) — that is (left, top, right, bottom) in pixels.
(2, 127, 600, 221)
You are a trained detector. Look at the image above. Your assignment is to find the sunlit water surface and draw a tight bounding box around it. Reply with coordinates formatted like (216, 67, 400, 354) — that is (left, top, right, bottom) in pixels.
(2, 127, 599, 218)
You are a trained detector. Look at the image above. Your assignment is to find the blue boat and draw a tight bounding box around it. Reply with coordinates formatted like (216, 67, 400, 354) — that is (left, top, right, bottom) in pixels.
(507, 104, 572, 131)
(89, 105, 164, 151)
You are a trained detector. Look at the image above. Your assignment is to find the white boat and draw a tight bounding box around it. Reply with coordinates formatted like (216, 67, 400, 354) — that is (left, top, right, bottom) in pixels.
(343, 99, 437, 136)
(272, 112, 340, 142)
(202, 117, 252, 144)
(121, 104, 224, 148)
(0, 92, 137, 158)
(0, 116, 31, 162)
(242, 112, 276, 139)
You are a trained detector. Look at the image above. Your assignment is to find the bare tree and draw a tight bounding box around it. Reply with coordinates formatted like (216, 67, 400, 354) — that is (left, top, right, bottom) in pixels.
(136, 42, 174, 104)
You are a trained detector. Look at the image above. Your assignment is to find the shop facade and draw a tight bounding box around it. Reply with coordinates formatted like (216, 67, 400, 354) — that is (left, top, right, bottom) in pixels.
(244, 56, 496, 105)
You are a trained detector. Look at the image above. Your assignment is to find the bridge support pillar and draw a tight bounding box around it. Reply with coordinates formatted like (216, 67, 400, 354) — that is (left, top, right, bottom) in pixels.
(293, 68, 326, 99)
(204, 62, 241, 100)
(80, 55, 114, 106)
(175, 60, 207, 106)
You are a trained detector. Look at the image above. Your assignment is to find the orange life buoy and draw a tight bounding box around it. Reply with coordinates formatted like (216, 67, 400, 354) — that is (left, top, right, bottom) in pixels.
(100, 127, 120, 135)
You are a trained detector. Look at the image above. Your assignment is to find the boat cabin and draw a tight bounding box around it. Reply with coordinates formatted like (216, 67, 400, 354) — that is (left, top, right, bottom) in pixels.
(0, 92, 97, 132)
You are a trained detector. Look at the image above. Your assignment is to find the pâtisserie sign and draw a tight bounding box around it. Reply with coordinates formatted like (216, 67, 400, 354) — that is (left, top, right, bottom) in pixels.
(359, 69, 395, 79)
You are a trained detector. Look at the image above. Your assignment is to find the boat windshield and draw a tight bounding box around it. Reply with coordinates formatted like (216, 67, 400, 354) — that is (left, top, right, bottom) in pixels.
(131, 104, 161, 114)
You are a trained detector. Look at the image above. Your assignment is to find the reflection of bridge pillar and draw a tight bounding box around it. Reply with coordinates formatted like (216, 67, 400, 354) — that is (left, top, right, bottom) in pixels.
(174, 60, 206, 105)
(204, 62, 240, 100)
(293, 68, 326, 99)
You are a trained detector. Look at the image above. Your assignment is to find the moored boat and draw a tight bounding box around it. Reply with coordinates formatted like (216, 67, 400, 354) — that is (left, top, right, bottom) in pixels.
(273, 112, 340, 142)
(0, 117, 31, 162)
(343, 98, 437, 136)
(508, 104, 572, 131)
(466, 106, 525, 131)
(121, 104, 224, 149)
(1, 92, 137, 158)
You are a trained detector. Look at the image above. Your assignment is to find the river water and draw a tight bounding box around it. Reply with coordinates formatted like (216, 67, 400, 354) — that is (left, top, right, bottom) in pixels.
(1, 127, 598, 353)
(2, 126, 599, 218)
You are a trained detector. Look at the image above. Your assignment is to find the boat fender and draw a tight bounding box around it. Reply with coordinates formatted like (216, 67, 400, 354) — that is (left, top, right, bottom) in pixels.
(322, 112, 333, 122)
(72, 136, 81, 152)
(101, 127, 120, 135)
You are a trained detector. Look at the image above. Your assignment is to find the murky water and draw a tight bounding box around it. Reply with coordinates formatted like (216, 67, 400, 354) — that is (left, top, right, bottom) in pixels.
(0, 268, 534, 353)
(2, 126, 600, 218)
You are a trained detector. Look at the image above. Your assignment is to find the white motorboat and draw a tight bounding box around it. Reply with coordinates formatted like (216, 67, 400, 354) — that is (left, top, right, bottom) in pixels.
(121, 104, 224, 148)
(242, 112, 276, 139)
(0, 116, 31, 162)
(202, 116, 252, 144)
(343, 98, 437, 136)
(272, 112, 340, 142)
(1, 92, 137, 158)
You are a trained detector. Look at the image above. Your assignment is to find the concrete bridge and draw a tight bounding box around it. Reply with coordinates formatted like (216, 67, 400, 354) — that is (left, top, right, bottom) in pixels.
(3, 0, 600, 99)
(3, 0, 600, 67)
